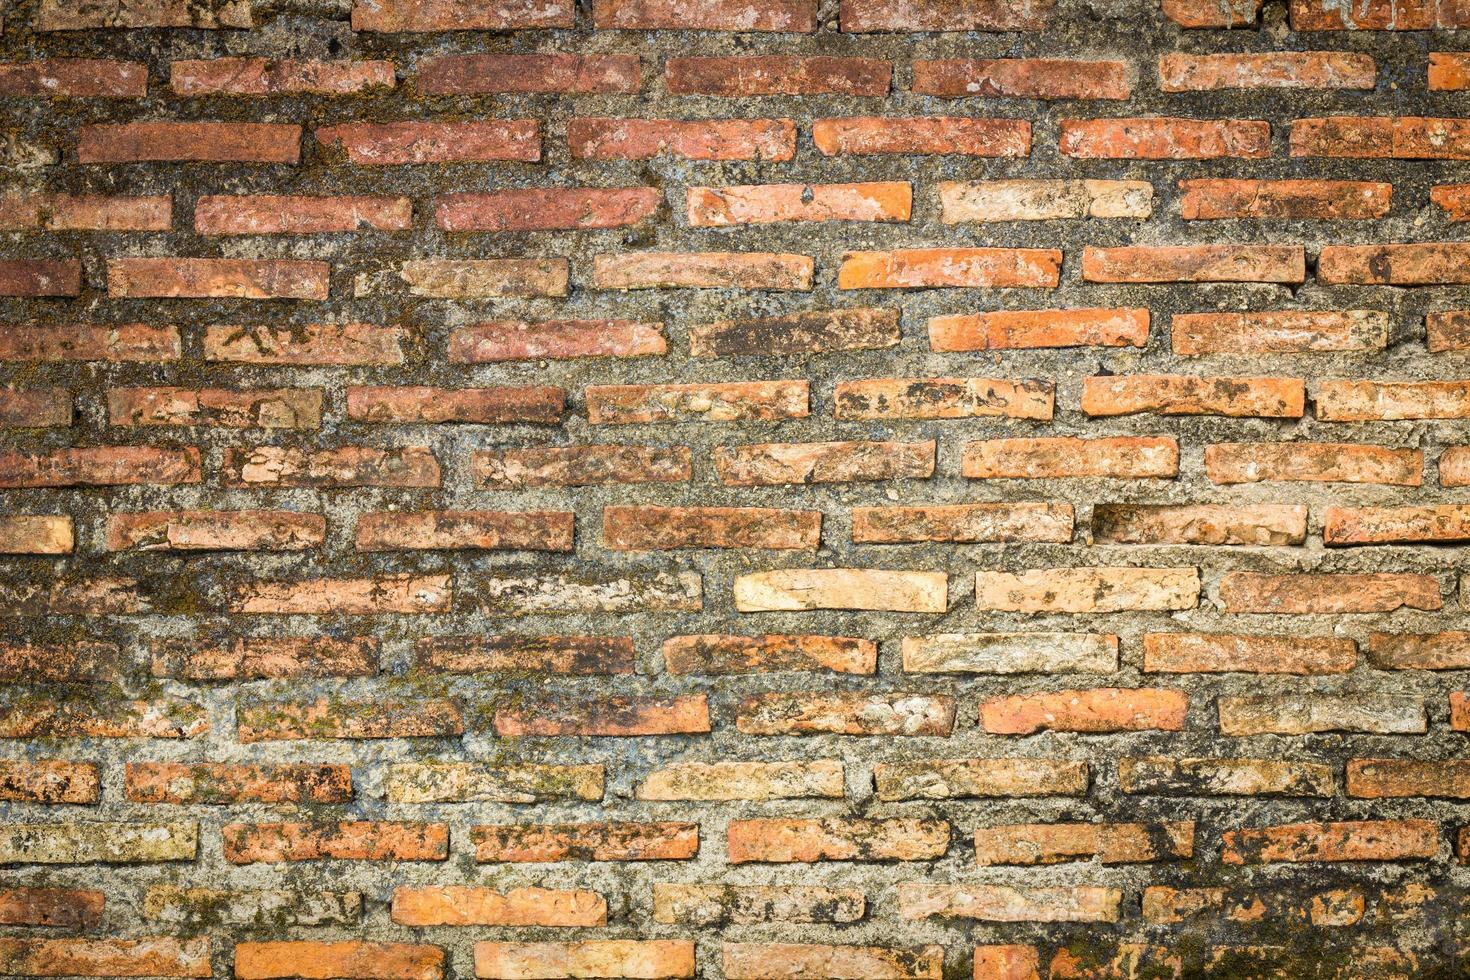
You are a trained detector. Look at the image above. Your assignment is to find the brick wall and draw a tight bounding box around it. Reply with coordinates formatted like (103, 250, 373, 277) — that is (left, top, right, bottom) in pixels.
(1, 0, 1469, 976)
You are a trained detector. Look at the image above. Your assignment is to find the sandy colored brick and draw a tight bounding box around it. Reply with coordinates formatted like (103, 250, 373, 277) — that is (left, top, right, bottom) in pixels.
(222, 446, 440, 488)
(963, 436, 1178, 479)
(940, 180, 1151, 222)
(237, 697, 464, 742)
(380, 259, 568, 298)
(688, 182, 909, 226)
(107, 510, 324, 552)
(0, 516, 72, 555)
(653, 885, 864, 925)
(0, 760, 99, 803)
(1221, 820, 1438, 864)
(317, 120, 540, 163)
(912, 58, 1129, 99)
(729, 817, 948, 863)
(205, 323, 404, 365)
(0, 822, 197, 864)
(715, 439, 934, 485)
(152, 636, 378, 680)
(838, 248, 1060, 288)
(1368, 631, 1470, 670)
(385, 763, 603, 804)
(1082, 375, 1305, 417)
(0, 446, 201, 488)
(195, 194, 411, 234)
(449, 320, 665, 362)
(1060, 118, 1270, 158)
(1218, 695, 1427, 735)
(355, 510, 573, 552)
(1083, 245, 1305, 283)
(734, 568, 947, 612)
(902, 632, 1116, 675)
(1144, 633, 1355, 674)
(1173, 310, 1387, 354)
(476, 446, 691, 488)
(0, 938, 210, 978)
(1349, 760, 1470, 799)
(900, 884, 1120, 923)
(874, 758, 1089, 801)
(1160, 53, 1375, 91)
(604, 505, 820, 550)
(594, 251, 811, 290)
(973, 820, 1194, 865)
(976, 567, 1200, 613)
(477, 572, 702, 615)
(475, 941, 693, 980)
(109, 386, 322, 429)
(143, 887, 361, 929)
(854, 502, 1071, 544)
(0, 697, 207, 739)
(1092, 504, 1306, 546)
(1121, 758, 1335, 796)
(1205, 442, 1420, 485)
(736, 692, 955, 736)
(638, 761, 844, 800)
(1219, 572, 1441, 613)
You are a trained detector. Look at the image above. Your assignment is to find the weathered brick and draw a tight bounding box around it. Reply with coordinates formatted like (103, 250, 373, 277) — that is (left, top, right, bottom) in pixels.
(813, 117, 1031, 156)
(1083, 244, 1305, 283)
(1179, 179, 1388, 219)
(109, 258, 328, 300)
(1092, 503, 1307, 546)
(728, 818, 948, 863)
(1218, 694, 1427, 735)
(38, 0, 250, 27)
(653, 885, 863, 925)
(355, 510, 573, 552)
(1349, 760, 1470, 798)
(663, 634, 875, 674)
(0, 822, 197, 864)
(0, 323, 179, 362)
(472, 822, 698, 862)
(224, 822, 448, 864)
(1207, 442, 1420, 486)
(1222, 820, 1438, 864)
(963, 436, 1178, 479)
(605, 505, 819, 550)
(932, 308, 1147, 350)
(840, 0, 1051, 31)
(475, 445, 691, 488)
(1291, 0, 1470, 29)
(0, 193, 169, 230)
(205, 324, 403, 364)
(1121, 757, 1335, 796)
(0, 446, 200, 487)
(171, 58, 393, 95)
(667, 56, 888, 95)
(972, 945, 1043, 980)
(1162, 0, 1261, 26)
(0, 640, 116, 682)
(854, 502, 1073, 544)
(1454, 693, 1470, 731)
(0, 260, 79, 296)
(0, 389, 69, 428)
(976, 567, 1200, 612)
(0, 577, 151, 616)
(0, 697, 207, 739)
(1441, 447, 1470, 485)
(437, 188, 660, 232)
(0, 58, 147, 97)
(1160, 53, 1375, 91)
(387, 763, 602, 803)
(418, 53, 639, 94)
(1434, 186, 1470, 223)
(1368, 631, 1470, 670)
(980, 688, 1189, 734)
(593, 251, 811, 290)
(1318, 380, 1470, 420)
(1174, 310, 1387, 354)
(734, 568, 947, 612)
(1320, 243, 1470, 284)
(901, 633, 1116, 675)
(737, 692, 955, 735)
(152, 636, 378, 680)
(597, 0, 814, 28)
(125, 763, 351, 804)
(588, 381, 808, 423)
(222, 446, 440, 488)
(839, 248, 1061, 289)
(0, 938, 210, 978)
(317, 121, 540, 163)
(0, 760, 99, 803)
(372, 258, 568, 298)
(638, 761, 844, 800)
(393, 887, 605, 927)
(1325, 504, 1470, 545)
(235, 942, 443, 980)
(690, 308, 899, 356)
(940, 181, 1152, 222)
(834, 378, 1054, 419)
(874, 758, 1089, 800)
(348, 386, 563, 424)
(1428, 312, 1470, 353)
(143, 888, 361, 929)
(900, 884, 1120, 923)
(1431, 52, 1470, 90)
(0, 888, 103, 928)
(477, 572, 702, 615)
(1219, 572, 1442, 613)
(974, 821, 1194, 865)
(1082, 374, 1305, 417)
(568, 118, 795, 160)
(195, 195, 411, 234)
(715, 439, 933, 485)
(1292, 117, 1470, 158)
(1144, 633, 1355, 673)
(912, 58, 1129, 99)
(106, 510, 324, 552)
(352, 0, 571, 30)
(476, 941, 694, 980)
(494, 695, 710, 736)
(79, 122, 299, 163)
(237, 697, 463, 741)
(687, 182, 910, 226)
(109, 387, 320, 430)
(232, 574, 451, 614)
(1060, 118, 1270, 158)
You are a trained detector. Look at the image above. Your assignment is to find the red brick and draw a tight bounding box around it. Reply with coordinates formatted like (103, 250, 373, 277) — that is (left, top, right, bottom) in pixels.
(588, 381, 808, 423)
(106, 510, 325, 551)
(0, 888, 103, 928)
(78, 122, 300, 163)
(715, 439, 934, 485)
(1083, 244, 1304, 283)
(963, 436, 1179, 479)
(1219, 572, 1442, 613)
(108, 387, 322, 429)
(416, 635, 634, 675)
(38, 0, 251, 27)
(108, 259, 328, 300)
(838, 248, 1060, 288)
(1431, 52, 1470, 90)
(231, 574, 451, 614)
(1091, 503, 1306, 546)
(0, 446, 200, 487)
(974, 821, 1193, 865)
(0, 260, 79, 296)
(1082, 375, 1305, 418)
(1222, 820, 1439, 864)
(170, 58, 393, 95)
(316, 121, 540, 163)
(476, 941, 694, 979)
(835, 378, 1054, 420)
(235, 942, 442, 980)
(1324, 504, 1470, 545)
(494, 695, 710, 736)
(0, 938, 210, 978)
(471, 822, 698, 862)
(0, 58, 147, 97)
(1179, 179, 1388, 219)
(980, 688, 1189, 734)
(840, 0, 1050, 31)
(352, 0, 572, 30)
(595, 0, 815, 29)
(195, 195, 410, 234)
(854, 502, 1072, 543)
(0, 323, 179, 362)
(0, 760, 99, 803)
(1160, 52, 1375, 91)
(1060, 118, 1270, 159)
(1162, 0, 1261, 26)
(1143, 633, 1355, 674)
(356, 510, 573, 551)
(224, 822, 447, 864)
(930, 307, 1147, 351)
(569, 118, 795, 160)
(347, 386, 563, 424)
(222, 446, 440, 488)
(605, 505, 820, 550)
(1292, 117, 1470, 158)
(237, 697, 462, 741)
(393, 886, 606, 927)
(418, 53, 639, 94)
(449, 320, 664, 361)
(1317, 380, 1470, 420)
(667, 56, 888, 95)
(687, 182, 910, 226)
(0, 193, 170, 231)
(0, 697, 208, 739)
(736, 692, 955, 736)
(152, 636, 378, 680)
(913, 58, 1127, 99)
(594, 251, 812, 290)
(1320, 243, 1470, 284)
(1173, 310, 1386, 353)
(663, 634, 874, 675)
(0, 389, 70, 428)
(1206, 442, 1421, 485)
(125, 763, 351, 804)
(0, 640, 114, 681)
(1290, 0, 1470, 29)
(475, 445, 691, 488)
(728, 818, 949, 863)
(813, 117, 1030, 156)
(437, 188, 659, 232)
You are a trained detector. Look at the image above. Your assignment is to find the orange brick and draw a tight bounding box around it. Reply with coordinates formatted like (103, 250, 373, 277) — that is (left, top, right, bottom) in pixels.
(230, 573, 452, 614)
(588, 381, 808, 424)
(912, 58, 1129, 99)
(841, 0, 1048, 30)
(728, 818, 949, 863)
(963, 436, 1178, 479)
(687, 181, 910, 225)
(0, 193, 170, 231)
(106, 510, 324, 552)
(1222, 820, 1439, 864)
(854, 502, 1072, 544)
(569, 117, 795, 160)
(205, 324, 404, 364)
(170, 58, 393, 95)
(1320, 243, 1470, 284)
(108, 258, 328, 300)
(725, 944, 941, 980)
(813, 117, 1031, 156)
(38, 0, 251, 27)
(980, 688, 1189, 734)
(1431, 52, 1470, 90)
(221, 446, 440, 488)
(152, 636, 378, 680)
(1163, 0, 1261, 26)
(494, 695, 710, 736)
(224, 822, 448, 864)
(317, 120, 540, 163)
(0, 323, 179, 362)
(79, 122, 300, 163)
(1219, 572, 1442, 613)
(1369, 632, 1470, 670)
(108, 386, 320, 429)
(667, 56, 888, 95)
(0, 697, 208, 739)
(0, 260, 79, 296)
(1325, 504, 1470, 545)
(419, 53, 639, 94)
(1060, 118, 1270, 158)
(471, 822, 698, 862)
(1082, 374, 1305, 418)
(0, 389, 70, 428)
(1349, 760, 1470, 798)
(348, 386, 563, 424)
(234, 942, 443, 980)
(0, 446, 201, 487)
(195, 194, 410, 234)
(1291, 0, 1470, 29)
(972, 945, 1042, 980)
(1317, 380, 1470, 420)
(839, 248, 1060, 288)
(393, 887, 606, 927)
(0, 938, 210, 978)
(450, 320, 664, 362)
(931, 307, 1147, 351)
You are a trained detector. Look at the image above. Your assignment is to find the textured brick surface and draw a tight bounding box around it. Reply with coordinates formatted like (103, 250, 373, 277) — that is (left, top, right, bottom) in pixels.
(1, 1, 1469, 977)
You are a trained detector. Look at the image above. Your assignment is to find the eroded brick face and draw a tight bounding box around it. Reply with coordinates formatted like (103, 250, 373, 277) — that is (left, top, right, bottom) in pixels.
(0, 2, 1465, 977)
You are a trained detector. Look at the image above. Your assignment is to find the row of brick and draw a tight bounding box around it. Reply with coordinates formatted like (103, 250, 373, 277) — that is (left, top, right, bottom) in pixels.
(39, 117, 1470, 163)
(21, 0, 1470, 32)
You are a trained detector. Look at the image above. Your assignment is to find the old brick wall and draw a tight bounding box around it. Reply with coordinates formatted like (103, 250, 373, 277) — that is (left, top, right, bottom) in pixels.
(2, 0, 1470, 976)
